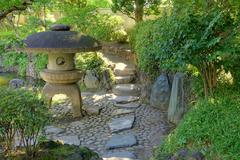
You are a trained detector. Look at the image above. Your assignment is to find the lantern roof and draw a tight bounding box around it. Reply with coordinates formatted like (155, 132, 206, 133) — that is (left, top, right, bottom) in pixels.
(24, 24, 101, 53)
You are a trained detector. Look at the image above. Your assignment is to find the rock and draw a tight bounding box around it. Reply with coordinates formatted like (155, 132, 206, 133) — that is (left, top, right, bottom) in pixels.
(114, 102, 140, 109)
(139, 71, 153, 103)
(191, 151, 205, 160)
(39, 141, 102, 160)
(103, 151, 136, 160)
(9, 79, 24, 89)
(84, 105, 102, 115)
(111, 109, 135, 116)
(106, 134, 137, 149)
(52, 135, 80, 146)
(102, 69, 112, 91)
(108, 115, 135, 133)
(112, 84, 140, 96)
(112, 96, 139, 104)
(45, 125, 65, 135)
(177, 148, 189, 158)
(168, 73, 186, 124)
(150, 74, 170, 110)
(84, 70, 100, 89)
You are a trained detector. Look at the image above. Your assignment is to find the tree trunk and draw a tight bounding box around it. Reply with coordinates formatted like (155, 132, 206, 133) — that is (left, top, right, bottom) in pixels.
(135, 0, 144, 23)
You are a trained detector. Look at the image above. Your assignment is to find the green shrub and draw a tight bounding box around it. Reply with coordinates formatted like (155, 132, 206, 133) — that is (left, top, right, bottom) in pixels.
(0, 87, 51, 158)
(154, 88, 240, 160)
(75, 52, 106, 74)
(75, 52, 115, 88)
(57, 5, 127, 42)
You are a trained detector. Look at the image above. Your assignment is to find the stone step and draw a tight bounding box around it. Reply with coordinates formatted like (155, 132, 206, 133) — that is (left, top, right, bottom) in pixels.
(115, 75, 135, 84)
(114, 68, 136, 76)
(108, 115, 135, 133)
(114, 102, 140, 109)
(111, 109, 135, 116)
(112, 84, 140, 96)
(110, 95, 139, 104)
(106, 134, 137, 150)
(103, 151, 137, 160)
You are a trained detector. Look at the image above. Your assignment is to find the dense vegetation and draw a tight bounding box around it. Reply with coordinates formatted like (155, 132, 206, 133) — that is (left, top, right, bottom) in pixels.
(154, 87, 240, 160)
(0, 87, 51, 158)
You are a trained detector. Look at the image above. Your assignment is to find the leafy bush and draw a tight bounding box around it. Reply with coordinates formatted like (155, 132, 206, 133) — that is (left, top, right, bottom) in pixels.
(75, 52, 106, 74)
(131, 6, 239, 96)
(0, 19, 48, 77)
(0, 87, 51, 158)
(154, 88, 240, 160)
(75, 52, 115, 88)
(57, 5, 127, 42)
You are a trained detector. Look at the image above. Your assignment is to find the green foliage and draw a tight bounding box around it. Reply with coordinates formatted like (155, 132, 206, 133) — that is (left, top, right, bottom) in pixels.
(154, 88, 240, 160)
(112, 0, 161, 22)
(75, 52, 106, 73)
(0, 87, 51, 157)
(131, 1, 240, 95)
(57, 4, 126, 42)
(75, 52, 115, 86)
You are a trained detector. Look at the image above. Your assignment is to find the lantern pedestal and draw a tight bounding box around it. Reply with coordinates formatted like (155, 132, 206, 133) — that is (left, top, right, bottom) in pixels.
(42, 83, 83, 118)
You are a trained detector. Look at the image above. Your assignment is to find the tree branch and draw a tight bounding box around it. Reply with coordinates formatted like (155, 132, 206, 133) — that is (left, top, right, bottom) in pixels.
(0, 0, 34, 21)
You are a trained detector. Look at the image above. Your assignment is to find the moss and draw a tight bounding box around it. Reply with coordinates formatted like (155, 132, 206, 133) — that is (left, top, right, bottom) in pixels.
(4, 141, 101, 160)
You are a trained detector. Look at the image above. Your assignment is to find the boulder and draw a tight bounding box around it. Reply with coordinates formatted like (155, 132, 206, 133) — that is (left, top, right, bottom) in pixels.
(102, 69, 112, 91)
(150, 74, 171, 110)
(9, 79, 25, 89)
(168, 73, 186, 124)
(84, 70, 100, 89)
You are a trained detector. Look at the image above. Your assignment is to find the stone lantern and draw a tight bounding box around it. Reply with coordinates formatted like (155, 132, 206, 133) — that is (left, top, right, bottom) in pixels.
(23, 24, 101, 118)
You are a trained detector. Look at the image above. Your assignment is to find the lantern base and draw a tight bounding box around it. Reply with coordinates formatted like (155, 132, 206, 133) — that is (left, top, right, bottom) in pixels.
(42, 83, 83, 118)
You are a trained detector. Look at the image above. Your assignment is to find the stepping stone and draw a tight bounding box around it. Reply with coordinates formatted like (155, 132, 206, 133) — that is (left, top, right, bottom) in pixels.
(112, 96, 139, 104)
(103, 151, 137, 160)
(52, 135, 80, 146)
(112, 109, 135, 116)
(44, 125, 65, 135)
(84, 105, 102, 115)
(108, 115, 135, 133)
(114, 68, 136, 76)
(106, 134, 137, 149)
(115, 75, 134, 84)
(113, 84, 140, 96)
(114, 102, 140, 109)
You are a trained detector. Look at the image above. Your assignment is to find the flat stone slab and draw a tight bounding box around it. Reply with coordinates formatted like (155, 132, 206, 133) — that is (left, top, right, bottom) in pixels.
(112, 84, 140, 96)
(112, 109, 135, 116)
(103, 151, 136, 160)
(52, 135, 80, 146)
(112, 96, 139, 104)
(114, 102, 140, 109)
(115, 76, 134, 84)
(84, 105, 102, 115)
(44, 125, 65, 135)
(108, 115, 135, 133)
(106, 134, 137, 149)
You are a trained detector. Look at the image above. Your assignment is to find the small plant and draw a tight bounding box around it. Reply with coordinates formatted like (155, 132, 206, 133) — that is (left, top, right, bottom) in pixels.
(0, 87, 51, 158)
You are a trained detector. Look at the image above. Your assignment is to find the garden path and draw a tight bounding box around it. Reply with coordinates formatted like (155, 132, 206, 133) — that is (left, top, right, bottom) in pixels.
(45, 54, 172, 160)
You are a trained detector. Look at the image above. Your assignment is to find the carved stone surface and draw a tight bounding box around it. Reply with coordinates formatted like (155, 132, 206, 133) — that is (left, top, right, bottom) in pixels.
(42, 83, 83, 118)
(40, 69, 82, 84)
(168, 73, 186, 124)
(150, 74, 171, 110)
